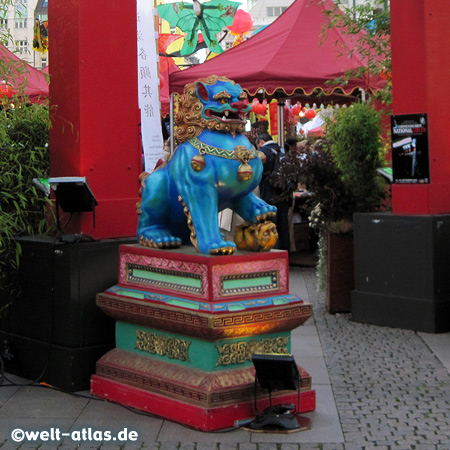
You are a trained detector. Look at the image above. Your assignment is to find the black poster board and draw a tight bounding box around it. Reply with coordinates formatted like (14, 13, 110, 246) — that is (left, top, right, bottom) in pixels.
(391, 113, 430, 184)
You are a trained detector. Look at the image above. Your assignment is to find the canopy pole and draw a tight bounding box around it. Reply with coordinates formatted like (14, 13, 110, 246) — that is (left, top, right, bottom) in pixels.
(359, 88, 367, 103)
(277, 101, 285, 149)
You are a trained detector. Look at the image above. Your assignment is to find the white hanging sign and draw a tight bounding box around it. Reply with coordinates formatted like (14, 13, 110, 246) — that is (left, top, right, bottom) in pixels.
(137, 0, 163, 172)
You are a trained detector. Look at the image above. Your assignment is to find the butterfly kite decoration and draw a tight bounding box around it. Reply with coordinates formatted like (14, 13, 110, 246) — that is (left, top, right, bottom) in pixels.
(157, 0, 241, 56)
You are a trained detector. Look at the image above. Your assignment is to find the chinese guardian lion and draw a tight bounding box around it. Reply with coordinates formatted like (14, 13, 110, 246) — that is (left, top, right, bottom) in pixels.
(137, 75, 277, 255)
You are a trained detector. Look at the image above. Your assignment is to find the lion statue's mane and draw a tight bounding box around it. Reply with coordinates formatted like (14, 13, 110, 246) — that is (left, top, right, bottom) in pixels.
(175, 75, 247, 144)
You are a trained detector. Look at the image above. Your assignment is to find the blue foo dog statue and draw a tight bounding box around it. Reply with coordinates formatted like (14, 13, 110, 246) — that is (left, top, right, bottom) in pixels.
(137, 75, 278, 255)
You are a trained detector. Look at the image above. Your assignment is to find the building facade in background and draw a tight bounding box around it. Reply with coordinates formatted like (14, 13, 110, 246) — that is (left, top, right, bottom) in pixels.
(1, 0, 48, 69)
(248, 0, 386, 32)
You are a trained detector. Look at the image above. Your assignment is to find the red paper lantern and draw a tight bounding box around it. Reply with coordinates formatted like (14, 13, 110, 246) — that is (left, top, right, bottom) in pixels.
(227, 9, 254, 34)
(257, 100, 267, 115)
(305, 108, 316, 120)
(252, 99, 267, 116)
(0, 82, 13, 98)
(292, 103, 302, 117)
(251, 99, 261, 114)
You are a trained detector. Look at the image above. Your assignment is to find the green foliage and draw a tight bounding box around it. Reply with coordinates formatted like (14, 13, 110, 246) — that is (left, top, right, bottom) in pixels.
(296, 138, 356, 231)
(0, 1, 51, 313)
(316, 232, 328, 293)
(327, 102, 386, 215)
(321, 0, 391, 105)
(292, 104, 387, 233)
(0, 103, 51, 308)
(269, 151, 302, 204)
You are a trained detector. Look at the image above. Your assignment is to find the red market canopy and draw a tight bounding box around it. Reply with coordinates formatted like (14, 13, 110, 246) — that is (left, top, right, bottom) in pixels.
(0, 45, 49, 102)
(169, 0, 386, 97)
(160, 58, 181, 117)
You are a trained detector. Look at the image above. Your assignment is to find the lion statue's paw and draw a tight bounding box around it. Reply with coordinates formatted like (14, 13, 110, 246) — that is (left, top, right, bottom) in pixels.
(208, 240, 236, 255)
(139, 229, 182, 249)
(256, 210, 277, 223)
(241, 198, 277, 224)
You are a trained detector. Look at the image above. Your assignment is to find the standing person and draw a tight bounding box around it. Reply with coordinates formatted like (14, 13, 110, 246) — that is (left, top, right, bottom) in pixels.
(284, 137, 298, 154)
(256, 132, 291, 251)
(256, 132, 282, 205)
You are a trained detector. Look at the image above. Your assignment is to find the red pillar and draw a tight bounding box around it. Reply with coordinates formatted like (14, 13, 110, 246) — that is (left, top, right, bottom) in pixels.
(49, 0, 141, 238)
(391, 0, 450, 214)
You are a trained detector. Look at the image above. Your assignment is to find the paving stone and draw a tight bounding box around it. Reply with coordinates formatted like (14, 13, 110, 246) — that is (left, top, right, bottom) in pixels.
(140, 444, 161, 450)
(179, 443, 197, 450)
(218, 445, 239, 450)
(76, 442, 103, 449)
(255, 445, 278, 450)
(35, 444, 61, 450)
(279, 444, 300, 450)
(195, 444, 218, 450)
(158, 444, 180, 450)
(120, 443, 144, 450)
(5, 443, 28, 450)
(274, 444, 300, 450)
(297, 445, 322, 450)
(414, 446, 441, 450)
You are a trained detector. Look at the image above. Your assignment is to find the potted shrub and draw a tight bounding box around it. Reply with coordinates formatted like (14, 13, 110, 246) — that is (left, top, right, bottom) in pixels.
(298, 102, 388, 312)
(327, 102, 387, 218)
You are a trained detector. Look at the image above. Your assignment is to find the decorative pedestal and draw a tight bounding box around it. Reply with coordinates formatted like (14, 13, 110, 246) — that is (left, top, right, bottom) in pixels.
(91, 245, 315, 431)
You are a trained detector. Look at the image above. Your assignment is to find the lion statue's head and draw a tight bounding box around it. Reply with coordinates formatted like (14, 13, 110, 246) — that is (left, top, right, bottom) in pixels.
(175, 75, 251, 144)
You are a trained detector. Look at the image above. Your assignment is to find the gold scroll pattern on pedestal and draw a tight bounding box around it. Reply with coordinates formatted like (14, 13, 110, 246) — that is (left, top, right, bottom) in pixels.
(215, 336, 289, 366)
(135, 331, 191, 362)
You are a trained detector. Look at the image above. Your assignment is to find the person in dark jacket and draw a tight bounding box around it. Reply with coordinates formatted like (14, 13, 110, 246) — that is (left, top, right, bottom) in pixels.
(256, 132, 291, 251)
(256, 132, 282, 205)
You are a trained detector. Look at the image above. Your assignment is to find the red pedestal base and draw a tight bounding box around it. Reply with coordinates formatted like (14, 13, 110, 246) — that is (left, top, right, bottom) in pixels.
(91, 375, 316, 431)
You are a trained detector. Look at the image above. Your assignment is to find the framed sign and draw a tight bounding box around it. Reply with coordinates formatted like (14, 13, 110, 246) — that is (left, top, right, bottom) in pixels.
(391, 113, 430, 184)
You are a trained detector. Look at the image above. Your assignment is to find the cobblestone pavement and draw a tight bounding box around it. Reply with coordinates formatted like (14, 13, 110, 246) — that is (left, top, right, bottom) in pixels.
(2, 268, 450, 449)
(303, 268, 450, 450)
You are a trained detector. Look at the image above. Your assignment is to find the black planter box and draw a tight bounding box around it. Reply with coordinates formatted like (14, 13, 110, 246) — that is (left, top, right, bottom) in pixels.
(352, 212, 450, 333)
(0, 235, 135, 391)
(327, 232, 354, 314)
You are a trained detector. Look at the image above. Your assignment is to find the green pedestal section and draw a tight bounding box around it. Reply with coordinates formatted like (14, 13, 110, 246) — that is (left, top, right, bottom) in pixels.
(116, 322, 291, 372)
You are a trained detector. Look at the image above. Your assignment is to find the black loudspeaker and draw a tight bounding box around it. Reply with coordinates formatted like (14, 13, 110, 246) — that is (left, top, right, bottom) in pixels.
(0, 236, 135, 391)
(252, 353, 300, 391)
(49, 177, 97, 213)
